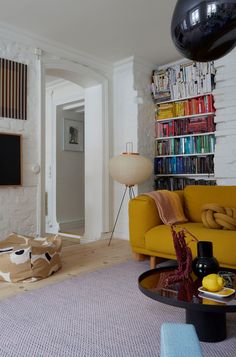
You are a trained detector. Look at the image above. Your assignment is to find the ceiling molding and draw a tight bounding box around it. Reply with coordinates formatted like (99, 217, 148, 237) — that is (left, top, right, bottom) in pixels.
(113, 56, 161, 79)
(113, 56, 134, 68)
(158, 57, 190, 70)
(113, 56, 134, 75)
(133, 57, 157, 75)
(0, 21, 113, 76)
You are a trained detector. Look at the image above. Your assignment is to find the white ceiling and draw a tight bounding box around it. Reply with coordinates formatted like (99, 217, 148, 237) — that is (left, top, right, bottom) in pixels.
(0, 0, 181, 66)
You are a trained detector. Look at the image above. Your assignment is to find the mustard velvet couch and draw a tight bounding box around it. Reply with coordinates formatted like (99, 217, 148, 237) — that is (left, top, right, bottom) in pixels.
(129, 185, 236, 269)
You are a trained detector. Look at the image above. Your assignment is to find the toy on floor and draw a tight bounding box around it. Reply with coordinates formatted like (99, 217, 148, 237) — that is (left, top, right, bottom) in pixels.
(0, 233, 62, 282)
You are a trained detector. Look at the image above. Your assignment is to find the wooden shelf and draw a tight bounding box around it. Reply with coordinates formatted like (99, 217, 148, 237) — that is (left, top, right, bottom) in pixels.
(156, 112, 215, 123)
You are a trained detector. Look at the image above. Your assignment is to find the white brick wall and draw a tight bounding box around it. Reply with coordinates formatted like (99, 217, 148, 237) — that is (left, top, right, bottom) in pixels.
(0, 38, 39, 239)
(134, 59, 155, 194)
(214, 49, 236, 184)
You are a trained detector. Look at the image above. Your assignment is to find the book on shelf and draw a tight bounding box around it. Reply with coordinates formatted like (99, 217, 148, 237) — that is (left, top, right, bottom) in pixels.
(155, 94, 215, 120)
(151, 60, 216, 191)
(175, 101, 185, 116)
(152, 62, 215, 101)
(156, 103, 175, 119)
(155, 116, 215, 137)
(151, 69, 171, 102)
(154, 155, 214, 175)
(155, 134, 215, 156)
(154, 177, 216, 191)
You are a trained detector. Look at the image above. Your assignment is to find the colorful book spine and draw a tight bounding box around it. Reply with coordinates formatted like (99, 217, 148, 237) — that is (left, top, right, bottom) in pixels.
(154, 177, 216, 190)
(156, 95, 215, 120)
(154, 155, 214, 175)
(152, 61, 216, 191)
(155, 115, 216, 138)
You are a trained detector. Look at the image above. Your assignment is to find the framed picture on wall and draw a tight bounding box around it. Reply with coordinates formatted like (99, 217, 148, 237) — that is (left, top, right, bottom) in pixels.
(63, 118, 84, 152)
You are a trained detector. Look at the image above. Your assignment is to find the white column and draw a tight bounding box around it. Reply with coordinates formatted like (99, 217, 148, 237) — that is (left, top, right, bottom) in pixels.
(112, 58, 138, 240)
(84, 85, 103, 240)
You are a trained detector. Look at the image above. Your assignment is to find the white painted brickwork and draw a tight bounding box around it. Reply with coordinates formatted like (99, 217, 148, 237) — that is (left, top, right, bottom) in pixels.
(214, 49, 236, 184)
(0, 38, 39, 239)
(134, 60, 155, 194)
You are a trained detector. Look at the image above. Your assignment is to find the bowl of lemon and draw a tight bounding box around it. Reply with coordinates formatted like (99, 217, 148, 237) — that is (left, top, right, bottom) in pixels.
(198, 274, 235, 298)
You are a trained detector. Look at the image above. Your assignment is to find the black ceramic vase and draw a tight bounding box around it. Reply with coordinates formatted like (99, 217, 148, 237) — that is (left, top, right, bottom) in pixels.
(171, 0, 236, 61)
(192, 241, 219, 278)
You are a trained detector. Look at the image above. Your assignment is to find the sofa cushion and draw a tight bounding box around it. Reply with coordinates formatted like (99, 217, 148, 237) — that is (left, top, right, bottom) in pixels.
(145, 222, 236, 268)
(184, 186, 236, 222)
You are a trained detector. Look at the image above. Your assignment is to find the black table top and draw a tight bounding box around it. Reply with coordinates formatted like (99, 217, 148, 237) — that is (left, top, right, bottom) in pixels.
(139, 266, 236, 313)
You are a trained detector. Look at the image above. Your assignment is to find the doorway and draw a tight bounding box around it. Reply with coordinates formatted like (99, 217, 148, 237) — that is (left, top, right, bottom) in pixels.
(59, 100, 85, 236)
(45, 78, 85, 236)
(39, 56, 110, 241)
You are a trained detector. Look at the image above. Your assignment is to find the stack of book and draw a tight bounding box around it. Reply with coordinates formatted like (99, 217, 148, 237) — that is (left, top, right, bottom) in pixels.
(154, 177, 216, 191)
(154, 155, 214, 175)
(151, 62, 215, 101)
(151, 69, 171, 102)
(157, 103, 175, 119)
(155, 134, 215, 156)
(156, 95, 215, 120)
(155, 116, 215, 137)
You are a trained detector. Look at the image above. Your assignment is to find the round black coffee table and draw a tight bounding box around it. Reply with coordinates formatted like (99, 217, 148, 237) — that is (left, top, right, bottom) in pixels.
(139, 265, 236, 342)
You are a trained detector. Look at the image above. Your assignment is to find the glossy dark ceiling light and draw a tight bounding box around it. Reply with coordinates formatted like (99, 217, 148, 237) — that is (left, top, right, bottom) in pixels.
(171, 0, 236, 61)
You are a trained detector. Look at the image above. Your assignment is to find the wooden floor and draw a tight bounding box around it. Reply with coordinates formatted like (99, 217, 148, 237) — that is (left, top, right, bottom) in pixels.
(59, 226, 85, 237)
(0, 238, 132, 301)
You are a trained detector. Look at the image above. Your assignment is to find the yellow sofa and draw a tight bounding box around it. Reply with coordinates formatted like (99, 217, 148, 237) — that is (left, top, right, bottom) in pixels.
(129, 185, 236, 269)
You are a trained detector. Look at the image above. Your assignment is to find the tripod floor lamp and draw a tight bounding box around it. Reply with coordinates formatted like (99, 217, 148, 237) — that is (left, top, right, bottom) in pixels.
(108, 142, 152, 246)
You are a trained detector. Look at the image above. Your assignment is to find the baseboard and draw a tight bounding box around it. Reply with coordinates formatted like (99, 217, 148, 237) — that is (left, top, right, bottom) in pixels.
(58, 232, 81, 240)
(101, 231, 129, 241)
(59, 219, 84, 232)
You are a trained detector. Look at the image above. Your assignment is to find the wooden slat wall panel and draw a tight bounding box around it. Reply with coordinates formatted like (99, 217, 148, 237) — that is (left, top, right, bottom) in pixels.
(0, 58, 27, 120)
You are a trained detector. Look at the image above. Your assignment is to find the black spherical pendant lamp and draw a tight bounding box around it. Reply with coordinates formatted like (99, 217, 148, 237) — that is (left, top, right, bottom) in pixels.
(171, 0, 236, 61)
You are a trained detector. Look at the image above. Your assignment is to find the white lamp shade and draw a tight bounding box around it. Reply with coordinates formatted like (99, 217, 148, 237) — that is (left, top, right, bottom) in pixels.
(109, 153, 152, 186)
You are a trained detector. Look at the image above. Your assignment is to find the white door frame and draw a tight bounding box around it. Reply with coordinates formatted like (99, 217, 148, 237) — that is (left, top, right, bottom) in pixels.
(45, 90, 85, 234)
(38, 55, 110, 240)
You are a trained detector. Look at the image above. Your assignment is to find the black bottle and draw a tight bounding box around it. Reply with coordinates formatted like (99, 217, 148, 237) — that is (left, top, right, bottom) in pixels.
(192, 241, 219, 278)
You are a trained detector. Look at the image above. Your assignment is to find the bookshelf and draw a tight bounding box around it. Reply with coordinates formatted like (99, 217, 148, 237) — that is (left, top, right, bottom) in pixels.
(151, 61, 217, 191)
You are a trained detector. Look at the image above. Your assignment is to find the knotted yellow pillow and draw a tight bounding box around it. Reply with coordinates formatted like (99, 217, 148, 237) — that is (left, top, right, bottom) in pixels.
(201, 204, 236, 230)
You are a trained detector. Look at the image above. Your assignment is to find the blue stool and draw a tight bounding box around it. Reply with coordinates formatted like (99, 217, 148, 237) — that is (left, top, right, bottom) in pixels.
(160, 323, 204, 357)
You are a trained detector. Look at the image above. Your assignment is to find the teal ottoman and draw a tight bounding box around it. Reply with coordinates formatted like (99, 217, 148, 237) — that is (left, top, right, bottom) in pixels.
(160, 323, 204, 357)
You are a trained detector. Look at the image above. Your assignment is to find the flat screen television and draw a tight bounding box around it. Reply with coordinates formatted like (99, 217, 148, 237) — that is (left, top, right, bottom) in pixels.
(0, 133, 21, 186)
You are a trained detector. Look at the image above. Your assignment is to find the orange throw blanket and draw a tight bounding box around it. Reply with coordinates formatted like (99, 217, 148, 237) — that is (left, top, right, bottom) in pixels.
(145, 190, 188, 225)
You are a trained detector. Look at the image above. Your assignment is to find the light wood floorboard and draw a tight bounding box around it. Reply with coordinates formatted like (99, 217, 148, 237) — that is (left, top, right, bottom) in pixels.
(0, 238, 132, 301)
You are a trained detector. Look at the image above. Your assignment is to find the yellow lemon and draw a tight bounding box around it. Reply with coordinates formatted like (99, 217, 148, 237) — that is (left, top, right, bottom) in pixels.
(202, 274, 225, 292)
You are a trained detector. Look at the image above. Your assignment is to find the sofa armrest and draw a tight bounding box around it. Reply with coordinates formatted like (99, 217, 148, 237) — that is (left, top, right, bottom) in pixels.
(129, 195, 162, 249)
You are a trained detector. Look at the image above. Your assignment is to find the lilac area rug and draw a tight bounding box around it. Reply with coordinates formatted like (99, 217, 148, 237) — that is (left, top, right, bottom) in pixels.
(0, 261, 235, 357)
